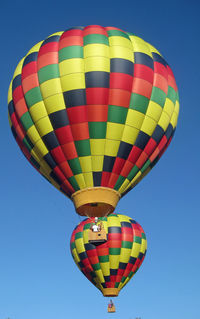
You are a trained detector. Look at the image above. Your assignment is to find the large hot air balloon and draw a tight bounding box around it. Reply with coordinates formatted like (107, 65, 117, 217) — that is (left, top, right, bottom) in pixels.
(8, 25, 179, 217)
(70, 214, 147, 297)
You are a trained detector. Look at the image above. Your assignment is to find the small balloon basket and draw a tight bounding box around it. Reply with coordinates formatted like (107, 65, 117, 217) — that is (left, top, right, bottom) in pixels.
(88, 221, 107, 244)
(107, 304, 116, 313)
(88, 228, 107, 244)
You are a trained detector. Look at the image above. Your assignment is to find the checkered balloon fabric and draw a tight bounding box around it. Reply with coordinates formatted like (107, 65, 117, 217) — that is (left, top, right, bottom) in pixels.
(8, 25, 179, 204)
(70, 214, 147, 296)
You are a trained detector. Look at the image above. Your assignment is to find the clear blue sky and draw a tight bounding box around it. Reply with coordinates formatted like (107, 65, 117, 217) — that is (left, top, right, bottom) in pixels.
(0, 1, 199, 318)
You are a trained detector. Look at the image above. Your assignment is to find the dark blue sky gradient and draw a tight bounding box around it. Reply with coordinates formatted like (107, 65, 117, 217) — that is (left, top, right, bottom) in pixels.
(0, 1, 199, 319)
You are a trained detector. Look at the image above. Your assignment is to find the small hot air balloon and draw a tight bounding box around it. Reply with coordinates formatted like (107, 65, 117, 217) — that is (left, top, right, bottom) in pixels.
(70, 214, 147, 297)
(8, 25, 179, 217)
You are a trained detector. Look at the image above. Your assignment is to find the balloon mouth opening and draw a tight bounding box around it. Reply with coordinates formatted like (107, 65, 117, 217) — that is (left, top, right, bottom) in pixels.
(72, 187, 121, 217)
(77, 203, 114, 217)
(102, 288, 119, 297)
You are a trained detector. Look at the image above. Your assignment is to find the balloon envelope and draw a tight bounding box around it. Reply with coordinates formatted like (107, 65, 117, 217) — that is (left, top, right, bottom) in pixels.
(70, 214, 147, 297)
(8, 25, 179, 216)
